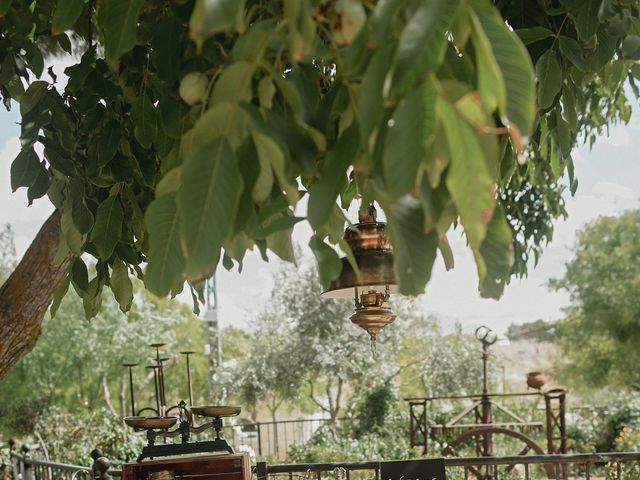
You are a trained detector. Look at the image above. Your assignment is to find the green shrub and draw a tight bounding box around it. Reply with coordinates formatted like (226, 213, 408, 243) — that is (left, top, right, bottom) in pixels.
(30, 406, 144, 466)
(567, 393, 640, 452)
(289, 384, 417, 463)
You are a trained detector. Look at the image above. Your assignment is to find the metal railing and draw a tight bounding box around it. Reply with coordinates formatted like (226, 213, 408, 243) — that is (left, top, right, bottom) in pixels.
(7, 444, 640, 480)
(256, 452, 640, 480)
(223, 417, 351, 460)
(8, 446, 121, 480)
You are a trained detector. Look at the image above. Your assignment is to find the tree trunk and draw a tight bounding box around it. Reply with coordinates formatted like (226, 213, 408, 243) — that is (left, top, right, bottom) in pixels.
(0, 211, 72, 379)
(331, 377, 344, 422)
(119, 378, 126, 418)
(268, 398, 282, 459)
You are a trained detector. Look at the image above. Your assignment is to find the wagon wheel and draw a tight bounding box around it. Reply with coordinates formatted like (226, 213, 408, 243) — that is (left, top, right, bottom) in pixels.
(441, 427, 556, 479)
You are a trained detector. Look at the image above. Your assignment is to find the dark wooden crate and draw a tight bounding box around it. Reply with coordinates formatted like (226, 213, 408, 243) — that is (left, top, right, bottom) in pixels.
(122, 453, 251, 480)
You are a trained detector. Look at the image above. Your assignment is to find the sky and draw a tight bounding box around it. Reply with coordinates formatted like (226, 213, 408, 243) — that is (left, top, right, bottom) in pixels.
(1, 63, 639, 338)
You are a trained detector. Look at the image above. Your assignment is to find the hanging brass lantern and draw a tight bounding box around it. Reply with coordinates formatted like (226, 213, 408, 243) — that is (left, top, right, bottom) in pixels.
(320, 204, 397, 351)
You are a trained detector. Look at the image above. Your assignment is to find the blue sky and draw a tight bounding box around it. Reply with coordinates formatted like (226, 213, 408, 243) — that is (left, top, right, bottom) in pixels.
(1, 83, 638, 337)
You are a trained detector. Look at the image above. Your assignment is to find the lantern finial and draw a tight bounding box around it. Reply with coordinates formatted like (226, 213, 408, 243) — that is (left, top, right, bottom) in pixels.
(321, 204, 397, 349)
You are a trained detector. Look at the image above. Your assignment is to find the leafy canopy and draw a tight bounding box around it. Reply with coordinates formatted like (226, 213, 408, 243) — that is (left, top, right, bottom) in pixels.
(1, 0, 639, 318)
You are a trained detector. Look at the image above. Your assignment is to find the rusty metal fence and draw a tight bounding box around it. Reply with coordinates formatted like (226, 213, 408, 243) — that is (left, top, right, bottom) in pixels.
(8, 447, 120, 480)
(256, 453, 640, 480)
(7, 447, 640, 480)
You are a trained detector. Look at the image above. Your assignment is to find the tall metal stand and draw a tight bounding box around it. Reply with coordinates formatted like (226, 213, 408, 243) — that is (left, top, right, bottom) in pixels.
(205, 276, 221, 404)
(545, 388, 567, 478)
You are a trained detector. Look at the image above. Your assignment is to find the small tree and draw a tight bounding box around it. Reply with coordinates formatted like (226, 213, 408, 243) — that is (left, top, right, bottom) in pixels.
(550, 210, 640, 391)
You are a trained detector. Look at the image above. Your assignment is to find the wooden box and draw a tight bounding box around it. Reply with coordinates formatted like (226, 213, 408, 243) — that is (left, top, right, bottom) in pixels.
(122, 453, 251, 480)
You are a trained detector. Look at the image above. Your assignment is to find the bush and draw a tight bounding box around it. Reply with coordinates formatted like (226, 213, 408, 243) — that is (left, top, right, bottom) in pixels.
(289, 384, 417, 463)
(30, 406, 144, 466)
(567, 392, 640, 452)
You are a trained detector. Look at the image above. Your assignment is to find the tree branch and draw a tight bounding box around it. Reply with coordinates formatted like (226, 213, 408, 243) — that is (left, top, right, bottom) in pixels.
(102, 376, 118, 417)
(383, 358, 426, 384)
(307, 378, 330, 414)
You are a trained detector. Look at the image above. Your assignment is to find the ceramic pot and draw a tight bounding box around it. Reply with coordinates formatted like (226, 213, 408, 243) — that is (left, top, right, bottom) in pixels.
(526, 371, 546, 390)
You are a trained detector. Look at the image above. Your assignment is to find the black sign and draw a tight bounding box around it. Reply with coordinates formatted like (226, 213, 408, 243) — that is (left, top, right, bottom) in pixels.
(380, 459, 446, 480)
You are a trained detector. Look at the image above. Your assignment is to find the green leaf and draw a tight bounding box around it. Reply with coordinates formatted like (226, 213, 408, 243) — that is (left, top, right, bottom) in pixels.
(555, 108, 572, 155)
(50, 273, 70, 318)
(252, 215, 304, 239)
(371, 0, 407, 46)
(267, 228, 296, 263)
(283, 0, 315, 60)
(475, 206, 514, 299)
(308, 125, 360, 229)
(621, 35, 640, 61)
(469, 15, 503, 115)
(20, 81, 48, 116)
(536, 50, 563, 110)
(57, 33, 72, 53)
(42, 136, 76, 176)
(82, 277, 103, 320)
(180, 101, 249, 157)
(89, 119, 121, 167)
(388, 195, 438, 295)
(251, 142, 274, 204)
(24, 43, 44, 78)
(159, 96, 185, 139)
(69, 179, 94, 234)
(152, 16, 184, 82)
(178, 138, 243, 281)
(391, 0, 460, 96)
(258, 76, 276, 109)
(61, 207, 85, 255)
(52, 0, 84, 35)
(251, 131, 298, 205)
(232, 26, 274, 63)
(438, 96, 495, 248)
(10, 148, 41, 191)
(145, 192, 186, 296)
(71, 257, 89, 295)
(131, 95, 159, 149)
(189, 0, 246, 48)
(272, 75, 301, 116)
(210, 61, 255, 105)
(91, 194, 124, 260)
(102, 0, 145, 66)
(309, 236, 342, 290)
(516, 26, 554, 45)
(156, 167, 183, 197)
(455, 92, 488, 129)
(27, 162, 50, 204)
(562, 85, 578, 130)
(560, 0, 601, 42)
(439, 235, 454, 271)
(559, 36, 588, 71)
(110, 259, 133, 313)
(470, 0, 536, 140)
(358, 44, 395, 144)
(383, 78, 436, 199)
(549, 137, 562, 181)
